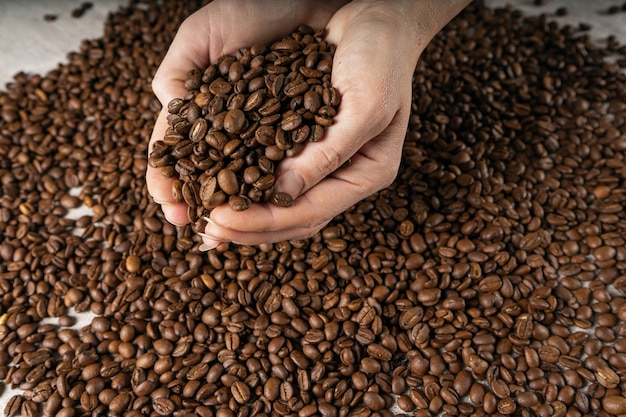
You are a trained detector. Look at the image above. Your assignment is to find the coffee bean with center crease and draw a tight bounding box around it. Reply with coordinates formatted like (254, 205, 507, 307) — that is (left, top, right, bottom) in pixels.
(4, 395, 22, 417)
(231, 381, 251, 404)
(20, 400, 38, 417)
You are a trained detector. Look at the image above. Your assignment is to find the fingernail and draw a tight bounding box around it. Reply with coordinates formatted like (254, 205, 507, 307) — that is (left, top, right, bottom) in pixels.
(203, 216, 226, 227)
(199, 242, 218, 252)
(204, 217, 225, 235)
(275, 171, 304, 197)
(152, 198, 173, 206)
(198, 232, 222, 241)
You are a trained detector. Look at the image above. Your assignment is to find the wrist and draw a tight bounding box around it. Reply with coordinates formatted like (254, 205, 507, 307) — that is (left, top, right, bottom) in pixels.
(398, 0, 473, 63)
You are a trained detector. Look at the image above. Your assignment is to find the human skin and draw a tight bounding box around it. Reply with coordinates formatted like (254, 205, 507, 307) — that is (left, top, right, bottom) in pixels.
(146, 0, 472, 249)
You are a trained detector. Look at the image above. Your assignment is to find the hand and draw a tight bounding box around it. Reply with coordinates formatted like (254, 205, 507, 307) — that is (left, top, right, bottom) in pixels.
(146, 0, 471, 248)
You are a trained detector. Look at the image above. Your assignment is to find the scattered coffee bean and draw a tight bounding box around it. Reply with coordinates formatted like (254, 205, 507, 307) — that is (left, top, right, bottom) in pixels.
(71, 2, 93, 18)
(555, 6, 568, 16)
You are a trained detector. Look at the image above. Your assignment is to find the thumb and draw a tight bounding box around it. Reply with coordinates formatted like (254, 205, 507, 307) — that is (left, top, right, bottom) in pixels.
(274, 2, 415, 198)
(274, 50, 398, 200)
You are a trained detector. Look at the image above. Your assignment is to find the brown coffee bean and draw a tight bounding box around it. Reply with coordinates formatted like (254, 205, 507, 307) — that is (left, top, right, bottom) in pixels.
(152, 397, 175, 415)
(217, 169, 239, 195)
(596, 365, 620, 388)
(109, 392, 132, 413)
(270, 191, 294, 207)
(281, 112, 302, 131)
(284, 79, 308, 97)
(362, 392, 385, 411)
(303, 90, 322, 113)
(258, 97, 281, 117)
(515, 313, 533, 339)
(399, 306, 425, 329)
(603, 395, 626, 414)
(231, 381, 250, 404)
(228, 195, 251, 211)
(20, 400, 38, 417)
(182, 181, 200, 207)
(538, 345, 560, 363)
(4, 395, 22, 417)
(189, 118, 208, 142)
(497, 398, 516, 415)
(452, 370, 472, 397)
(224, 108, 246, 134)
(366, 343, 392, 362)
(322, 87, 340, 107)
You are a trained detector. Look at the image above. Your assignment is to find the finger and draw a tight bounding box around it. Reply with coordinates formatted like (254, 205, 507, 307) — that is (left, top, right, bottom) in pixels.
(146, 108, 191, 226)
(146, 109, 174, 201)
(161, 202, 191, 227)
(205, 212, 328, 246)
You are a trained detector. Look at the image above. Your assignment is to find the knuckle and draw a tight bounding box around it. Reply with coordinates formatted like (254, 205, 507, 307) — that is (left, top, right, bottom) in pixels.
(319, 146, 343, 173)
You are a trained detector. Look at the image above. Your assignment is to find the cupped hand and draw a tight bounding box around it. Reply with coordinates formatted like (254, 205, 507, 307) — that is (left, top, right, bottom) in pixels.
(146, 0, 470, 248)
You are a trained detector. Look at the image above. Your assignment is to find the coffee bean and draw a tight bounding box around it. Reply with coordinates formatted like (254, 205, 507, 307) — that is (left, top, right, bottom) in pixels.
(152, 397, 175, 415)
(224, 109, 246, 134)
(497, 398, 516, 415)
(366, 343, 392, 362)
(20, 400, 38, 417)
(281, 112, 302, 131)
(231, 381, 251, 404)
(228, 195, 250, 211)
(4, 395, 22, 417)
(603, 395, 626, 414)
(270, 191, 294, 207)
(596, 365, 620, 388)
(216, 168, 239, 196)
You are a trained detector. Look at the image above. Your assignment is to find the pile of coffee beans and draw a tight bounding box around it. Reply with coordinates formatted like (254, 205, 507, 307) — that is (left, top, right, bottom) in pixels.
(2, 1, 626, 417)
(149, 26, 340, 224)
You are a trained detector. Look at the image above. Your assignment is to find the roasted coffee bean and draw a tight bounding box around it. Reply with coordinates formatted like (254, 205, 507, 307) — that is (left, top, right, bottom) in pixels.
(231, 381, 251, 404)
(224, 109, 246, 134)
(4, 395, 22, 417)
(281, 112, 302, 131)
(228, 195, 251, 211)
(189, 118, 208, 142)
(182, 181, 200, 207)
(20, 400, 38, 417)
(603, 395, 626, 414)
(322, 87, 340, 107)
(216, 168, 239, 196)
(270, 191, 294, 207)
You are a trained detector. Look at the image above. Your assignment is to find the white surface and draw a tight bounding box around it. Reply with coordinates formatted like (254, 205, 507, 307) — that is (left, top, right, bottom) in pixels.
(0, 0, 128, 87)
(0, 0, 625, 413)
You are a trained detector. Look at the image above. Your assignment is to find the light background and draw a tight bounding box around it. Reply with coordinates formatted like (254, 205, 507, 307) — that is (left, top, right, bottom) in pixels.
(0, 0, 625, 413)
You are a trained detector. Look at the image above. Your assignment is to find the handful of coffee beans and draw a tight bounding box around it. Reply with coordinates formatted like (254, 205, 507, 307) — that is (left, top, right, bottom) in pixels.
(148, 25, 340, 226)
